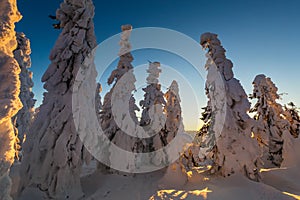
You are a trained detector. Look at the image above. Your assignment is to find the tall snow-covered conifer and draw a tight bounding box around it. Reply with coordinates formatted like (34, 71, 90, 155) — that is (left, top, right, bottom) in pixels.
(161, 80, 184, 146)
(20, 0, 97, 198)
(99, 24, 141, 172)
(250, 74, 291, 167)
(0, 0, 22, 199)
(284, 102, 300, 138)
(13, 32, 36, 160)
(197, 33, 261, 180)
(140, 62, 166, 153)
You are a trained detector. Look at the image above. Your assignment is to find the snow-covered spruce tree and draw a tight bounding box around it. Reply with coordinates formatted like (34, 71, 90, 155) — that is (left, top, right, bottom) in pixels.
(109, 69, 142, 171)
(98, 24, 141, 171)
(282, 102, 300, 167)
(250, 74, 291, 167)
(284, 102, 300, 138)
(146, 80, 184, 166)
(19, 0, 97, 198)
(13, 32, 36, 160)
(198, 106, 212, 144)
(180, 105, 214, 172)
(0, 0, 22, 199)
(195, 33, 261, 180)
(153, 80, 184, 149)
(140, 62, 166, 153)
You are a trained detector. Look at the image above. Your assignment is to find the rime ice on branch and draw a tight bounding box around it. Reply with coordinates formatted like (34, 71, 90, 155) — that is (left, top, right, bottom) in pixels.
(20, 0, 97, 199)
(198, 33, 261, 180)
(250, 74, 291, 167)
(13, 33, 36, 159)
(0, 0, 22, 199)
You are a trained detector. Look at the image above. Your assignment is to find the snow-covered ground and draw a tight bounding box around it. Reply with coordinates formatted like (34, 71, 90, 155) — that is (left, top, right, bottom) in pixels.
(12, 158, 300, 200)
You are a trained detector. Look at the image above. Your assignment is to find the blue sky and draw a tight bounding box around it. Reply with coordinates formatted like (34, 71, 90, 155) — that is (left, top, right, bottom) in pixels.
(16, 0, 300, 130)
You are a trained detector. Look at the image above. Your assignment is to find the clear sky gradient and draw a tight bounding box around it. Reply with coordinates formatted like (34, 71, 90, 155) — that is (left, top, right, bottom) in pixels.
(16, 0, 300, 130)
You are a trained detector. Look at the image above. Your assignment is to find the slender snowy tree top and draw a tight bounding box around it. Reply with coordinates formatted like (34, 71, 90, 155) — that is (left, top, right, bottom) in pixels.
(108, 24, 134, 85)
(200, 32, 234, 81)
(119, 24, 132, 56)
(168, 80, 179, 94)
(15, 32, 31, 57)
(146, 62, 162, 85)
(200, 32, 251, 122)
(252, 74, 280, 102)
(165, 80, 181, 102)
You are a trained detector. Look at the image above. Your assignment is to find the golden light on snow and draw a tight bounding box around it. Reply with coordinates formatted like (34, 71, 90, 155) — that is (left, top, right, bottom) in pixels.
(203, 177, 210, 181)
(187, 171, 193, 178)
(259, 168, 271, 173)
(4, 132, 18, 164)
(192, 188, 212, 199)
(171, 163, 177, 171)
(185, 165, 213, 178)
(280, 114, 287, 119)
(151, 188, 212, 200)
(259, 167, 287, 173)
(282, 192, 300, 200)
(23, 134, 27, 143)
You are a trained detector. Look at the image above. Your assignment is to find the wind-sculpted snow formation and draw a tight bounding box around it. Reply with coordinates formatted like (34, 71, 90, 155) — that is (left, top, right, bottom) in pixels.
(0, 0, 22, 199)
(191, 33, 262, 180)
(13, 32, 35, 160)
(20, 0, 97, 199)
(250, 74, 299, 167)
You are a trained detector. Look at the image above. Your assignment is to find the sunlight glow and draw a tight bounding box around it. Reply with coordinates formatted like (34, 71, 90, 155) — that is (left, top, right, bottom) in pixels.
(186, 165, 213, 175)
(283, 192, 300, 200)
(23, 134, 27, 143)
(151, 188, 212, 200)
(187, 171, 193, 178)
(280, 114, 287, 119)
(203, 177, 210, 181)
(259, 167, 287, 173)
(192, 188, 212, 199)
